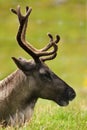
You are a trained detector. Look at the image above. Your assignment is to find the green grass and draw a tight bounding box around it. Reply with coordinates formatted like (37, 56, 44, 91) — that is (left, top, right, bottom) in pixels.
(0, 0, 87, 130)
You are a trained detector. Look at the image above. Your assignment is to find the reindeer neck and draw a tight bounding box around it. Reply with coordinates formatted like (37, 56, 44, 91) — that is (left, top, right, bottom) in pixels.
(0, 69, 37, 123)
(0, 69, 27, 100)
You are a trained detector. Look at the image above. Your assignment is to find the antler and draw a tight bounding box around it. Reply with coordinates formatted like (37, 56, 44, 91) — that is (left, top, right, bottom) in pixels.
(11, 5, 60, 63)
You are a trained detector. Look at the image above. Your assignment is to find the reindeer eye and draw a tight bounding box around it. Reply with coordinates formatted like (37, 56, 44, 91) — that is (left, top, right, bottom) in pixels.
(39, 69, 52, 81)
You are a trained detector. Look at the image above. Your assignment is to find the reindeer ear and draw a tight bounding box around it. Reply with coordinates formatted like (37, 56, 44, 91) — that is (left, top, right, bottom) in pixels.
(12, 57, 35, 73)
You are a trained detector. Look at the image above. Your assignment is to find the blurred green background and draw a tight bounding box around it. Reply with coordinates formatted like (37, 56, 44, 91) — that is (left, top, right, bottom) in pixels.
(0, 0, 86, 89)
(0, 0, 87, 129)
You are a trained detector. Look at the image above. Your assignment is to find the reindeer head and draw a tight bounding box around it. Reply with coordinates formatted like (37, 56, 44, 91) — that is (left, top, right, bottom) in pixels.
(11, 6, 76, 106)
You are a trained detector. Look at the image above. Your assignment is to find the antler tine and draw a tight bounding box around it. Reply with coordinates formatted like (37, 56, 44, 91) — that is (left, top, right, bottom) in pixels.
(55, 34, 60, 43)
(11, 8, 17, 15)
(48, 33, 53, 41)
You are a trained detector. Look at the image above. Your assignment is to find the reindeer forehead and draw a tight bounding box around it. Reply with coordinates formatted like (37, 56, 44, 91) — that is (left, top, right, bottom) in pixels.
(24, 59, 48, 72)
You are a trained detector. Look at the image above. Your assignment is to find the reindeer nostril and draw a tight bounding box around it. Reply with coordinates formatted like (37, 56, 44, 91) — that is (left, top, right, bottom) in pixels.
(68, 90, 76, 100)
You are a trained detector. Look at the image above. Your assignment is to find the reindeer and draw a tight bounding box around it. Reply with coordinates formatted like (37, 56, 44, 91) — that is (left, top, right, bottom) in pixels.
(0, 5, 76, 127)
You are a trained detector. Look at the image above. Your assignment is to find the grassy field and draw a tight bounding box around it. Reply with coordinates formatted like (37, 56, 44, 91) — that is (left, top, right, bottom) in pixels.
(0, 0, 87, 130)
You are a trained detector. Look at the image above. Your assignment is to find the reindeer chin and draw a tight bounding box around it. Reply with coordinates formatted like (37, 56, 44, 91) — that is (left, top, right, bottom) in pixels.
(57, 100, 69, 106)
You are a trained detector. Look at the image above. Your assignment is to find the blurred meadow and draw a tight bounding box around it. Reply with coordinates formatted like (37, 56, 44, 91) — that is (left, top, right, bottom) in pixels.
(0, 0, 87, 130)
